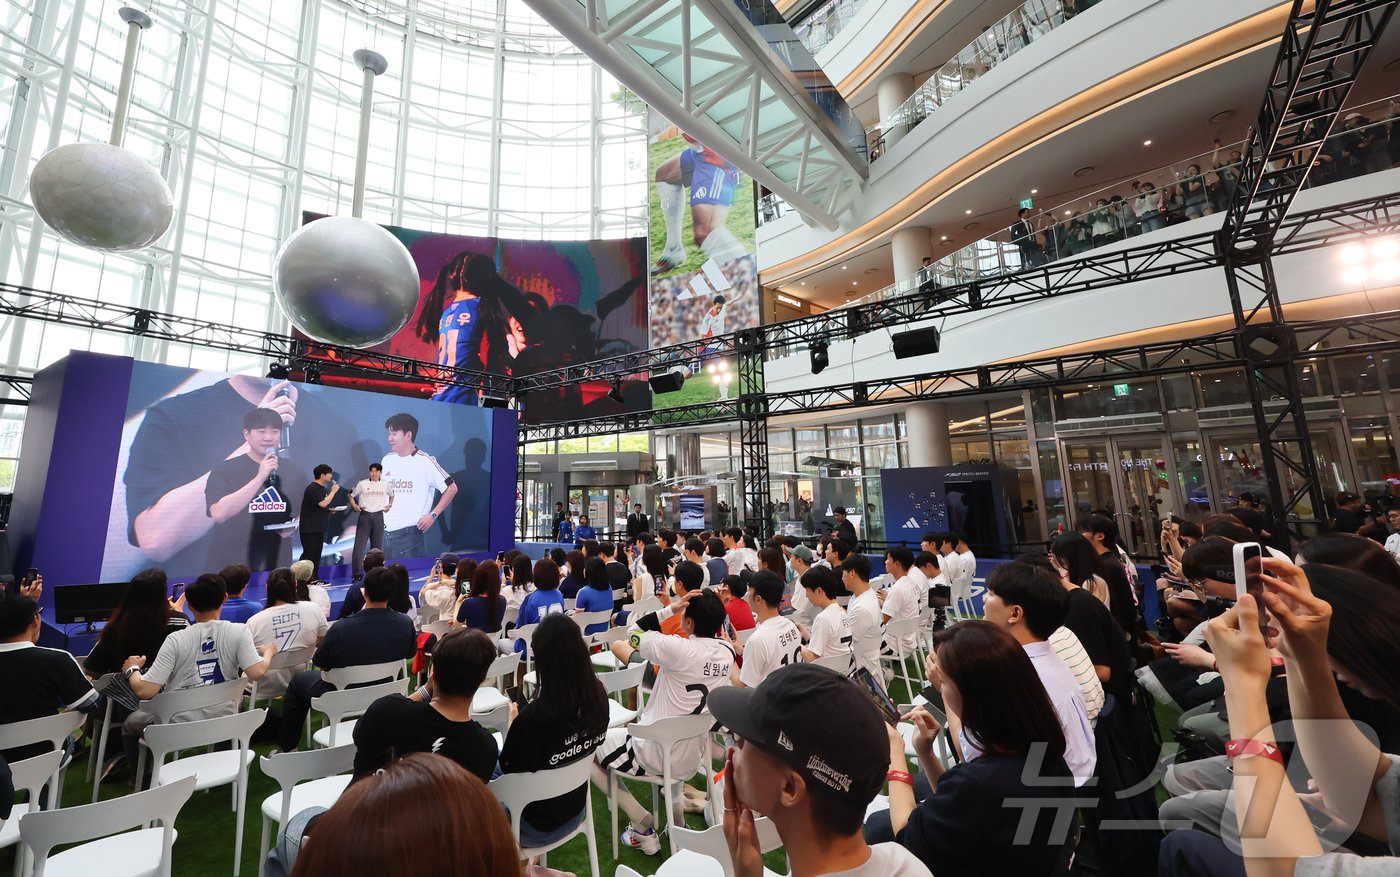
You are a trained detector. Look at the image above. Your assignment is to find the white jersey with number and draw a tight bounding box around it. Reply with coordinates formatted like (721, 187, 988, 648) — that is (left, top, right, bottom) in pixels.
(380, 450, 452, 531)
(739, 615, 803, 687)
(882, 574, 921, 651)
(634, 630, 735, 773)
(843, 589, 882, 680)
(907, 565, 930, 606)
(808, 601, 851, 658)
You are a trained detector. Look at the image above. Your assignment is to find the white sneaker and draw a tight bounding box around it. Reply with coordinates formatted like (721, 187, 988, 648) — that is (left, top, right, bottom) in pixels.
(621, 824, 661, 855)
(651, 246, 686, 275)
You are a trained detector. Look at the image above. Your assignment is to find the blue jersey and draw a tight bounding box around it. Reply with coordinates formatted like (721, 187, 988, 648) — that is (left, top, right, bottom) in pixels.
(680, 147, 740, 207)
(432, 296, 483, 403)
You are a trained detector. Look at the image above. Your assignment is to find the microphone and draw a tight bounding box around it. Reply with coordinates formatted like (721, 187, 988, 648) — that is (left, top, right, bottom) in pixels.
(277, 385, 292, 454)
(264, 448, 280, 489)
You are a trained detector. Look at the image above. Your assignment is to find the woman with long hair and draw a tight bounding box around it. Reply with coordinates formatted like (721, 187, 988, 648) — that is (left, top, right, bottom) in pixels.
(573, 556, 614, 634)
(83, 568, 189, 679)
(1050, 532, 1110, 607)
(498, 614, 610, 848)
(873, 620, 1072, 876)
(415, 252, 537, 387)
(386, 563, 416, 615)
(1296, 531, 1400, 591)
(634, 544, 668, 603)
(454, 560, 505, 634)
(560, 549, 587, 599)
(290, 752, 522, 877)
(503, 553, 534, 630)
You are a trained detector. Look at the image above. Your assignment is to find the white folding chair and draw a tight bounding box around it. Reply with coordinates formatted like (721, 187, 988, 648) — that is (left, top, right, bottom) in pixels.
(470, 652, 520, 720)
(562, 597, 577, 612)
(247, 646, 315, 711)
(256, 744, 355, 877)
(18, 774, 196, 877)
(879, 617, 923, 698)
(809, 651, 852, 674)
(497, 623, 538, 677)
(144, 708, 267, 876)
(86, 673, 126, 800)
(597, 663, 646, 728)
(1, 751, 62, 877)
(607, 712, 717, 858)
(521, 612, 610, 689)
(620, 596, 661, 619)
(308, 678, 403, 748)
(133, 677, 250, 791)
(590, 627, 632, 671)
(489, 758, 600, 877)
(421, 619, 452, 639)
(612, 817, 784, 877)
(0, 712, 84, 808)
(320, 659, 405, 690)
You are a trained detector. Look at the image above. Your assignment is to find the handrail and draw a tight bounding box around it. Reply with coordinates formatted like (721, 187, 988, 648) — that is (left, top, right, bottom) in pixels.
(829, 92, 1400, 314)
(792, 0, 869, 54)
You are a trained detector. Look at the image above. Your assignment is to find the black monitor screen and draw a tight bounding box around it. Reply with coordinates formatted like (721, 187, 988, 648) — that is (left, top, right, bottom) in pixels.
(52, 582, 128, 625)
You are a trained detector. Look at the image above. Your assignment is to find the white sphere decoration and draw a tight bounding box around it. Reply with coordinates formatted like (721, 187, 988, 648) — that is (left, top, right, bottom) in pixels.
(272, 215, 421, 348)
(29, 142, 174, 251)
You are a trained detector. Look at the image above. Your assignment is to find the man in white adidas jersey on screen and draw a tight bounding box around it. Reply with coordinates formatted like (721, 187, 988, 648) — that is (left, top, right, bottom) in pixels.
(591, 586, 734, 855)
(379, 412, 458, 562)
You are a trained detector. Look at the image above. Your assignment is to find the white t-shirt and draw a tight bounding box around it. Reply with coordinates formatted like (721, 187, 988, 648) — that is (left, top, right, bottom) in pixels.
(1386, 532, 1400, 563)
(246, 602, 326, 698)
(826, 843, 933, 877)
(724, 548, 746, 575)
(306, 587, 331, 620)
(907, 565, 930, 606)
(698, 307, 725, 339)
(635, 630, 735, 773)
(380, 449, 451, 531)
(739, 615, 803, 687)
(955, 550, 977, 596)
(808, 601, 851, 658)
(1048, 625, 1105, 724)
(790, 577, 817, 623)
(351, 478, 394, 513)
(142, 620, 260, 720)
(843, 588, 883, 679)
(881, 575, 921, 651)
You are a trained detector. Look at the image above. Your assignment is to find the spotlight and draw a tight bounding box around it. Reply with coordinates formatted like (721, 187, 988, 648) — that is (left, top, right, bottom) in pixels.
(1375, 238, 1400, 260)
(1341, 244, 1367, 264)
(304, 363, 322, 384)
(607, 378, 625, 404)
(1344, 266, 1369, 285)
(649, 365, 688, 394)
(1339, 237, 1400, 287)
(810, 339, 830, 374)
(267, 362, 290, 380)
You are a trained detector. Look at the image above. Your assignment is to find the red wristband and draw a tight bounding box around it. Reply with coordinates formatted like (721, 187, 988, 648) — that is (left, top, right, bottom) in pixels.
(886, 770, 914, 786)
(1225, 739, 1285, 766)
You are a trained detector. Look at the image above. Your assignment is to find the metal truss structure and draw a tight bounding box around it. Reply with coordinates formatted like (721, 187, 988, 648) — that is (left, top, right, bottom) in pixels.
(519, 311, 1400, 442)
(0, 282, 513, 398)
(734, 329, 770, 538)
(1216, 0, 1397, 538)
(518, 0, 868, 230)
(512, 189, 1400, 400)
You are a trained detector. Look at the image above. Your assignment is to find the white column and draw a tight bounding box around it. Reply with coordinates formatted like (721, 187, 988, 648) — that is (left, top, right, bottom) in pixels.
(891, 225, 932, 289)
(875, 72, 915, 150)
(906, 401, 952, 468)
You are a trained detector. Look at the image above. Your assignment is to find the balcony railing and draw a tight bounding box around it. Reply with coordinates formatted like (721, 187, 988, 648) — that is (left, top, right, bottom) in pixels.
(830, 91, 1400, 317)
(792, 0, 869, 55)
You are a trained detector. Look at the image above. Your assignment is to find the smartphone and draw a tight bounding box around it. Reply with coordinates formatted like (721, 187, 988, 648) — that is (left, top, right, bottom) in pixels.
(1232, 541, 1268, 637)
(848, 667, 902, 726)
(496, 551, 506, 563)
(505, 686, 529, 709)
(26, 567, 39, 581)
(171, 582, 186, 599)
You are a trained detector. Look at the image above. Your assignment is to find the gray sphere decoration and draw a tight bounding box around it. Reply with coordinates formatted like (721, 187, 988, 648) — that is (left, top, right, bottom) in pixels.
(29, 142, 174, 251)
(272, 216, 421, 348)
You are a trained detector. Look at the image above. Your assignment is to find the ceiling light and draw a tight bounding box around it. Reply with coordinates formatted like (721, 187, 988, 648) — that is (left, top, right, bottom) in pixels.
(851, 281, 857, 286)
(1344, 266, 1369, 285)
(1064, 209, 1073, 215)
(1374, 261, 1400, 282)
(1209, 110, 1235, 124)
(800, 282, 806, 285)
(1143, 140, 1152, 146)
(940, 235, 948, 240)
(1373, 238, 1399, 260)
(1341, 244, 1367, 264)
(965, 209, 972, 215)
(1073, 166, 1094, 177)
(841, 265, 847, 269)
(1030, 189, 1038, 194)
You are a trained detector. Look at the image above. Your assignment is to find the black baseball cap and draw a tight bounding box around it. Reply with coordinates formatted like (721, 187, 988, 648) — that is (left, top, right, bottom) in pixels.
(709, 664, 886, 805)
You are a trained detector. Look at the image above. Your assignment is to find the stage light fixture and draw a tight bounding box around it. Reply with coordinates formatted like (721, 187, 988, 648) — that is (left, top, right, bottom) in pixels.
(304, 363, 322, 384)
(1340, 236, 1400, 286)
(810, 339, 830, 374)
(266, 362, 290, 380)
(607, 378, 625, 404)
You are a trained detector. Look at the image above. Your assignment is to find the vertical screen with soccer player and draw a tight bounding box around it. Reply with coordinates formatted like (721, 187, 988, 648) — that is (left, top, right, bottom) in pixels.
(99, 360, 501, 582)
(292, 215, 651, 424)
(647, 115, 760, 409)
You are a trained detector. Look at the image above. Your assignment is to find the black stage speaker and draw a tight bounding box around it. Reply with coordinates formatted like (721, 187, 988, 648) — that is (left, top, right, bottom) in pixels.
(891, 326, 941, 359)
(649, 368, 687, 393)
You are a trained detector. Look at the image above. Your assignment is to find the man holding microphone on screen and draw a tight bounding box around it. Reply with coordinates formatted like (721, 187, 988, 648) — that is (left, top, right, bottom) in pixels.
(380, 413, 458, 561)
(348, 463, 394, 582)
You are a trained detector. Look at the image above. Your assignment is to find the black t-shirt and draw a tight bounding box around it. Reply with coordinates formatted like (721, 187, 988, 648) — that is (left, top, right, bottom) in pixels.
(1063, 587, 1133, 702)
(312, 608, 416, 670)
(498, 694, 609, 831)
(1094, 554, 1139, 637)
(897, 753, 1073, 877)
(0, 644, 99, 761)
(351, 694, 498, 781)
(301, 482, 330, 533)
(205, 454, 308, 571)
(123, 381, 352, 579)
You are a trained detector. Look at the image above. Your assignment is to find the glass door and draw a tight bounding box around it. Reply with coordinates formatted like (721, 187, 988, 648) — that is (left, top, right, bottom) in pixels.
(1062, 434, 1176, 558)
(1202, 425, 1354, 522)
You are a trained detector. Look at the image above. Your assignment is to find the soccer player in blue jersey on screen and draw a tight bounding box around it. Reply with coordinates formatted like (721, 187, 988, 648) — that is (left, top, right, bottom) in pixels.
(652, 133, 749, 275)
